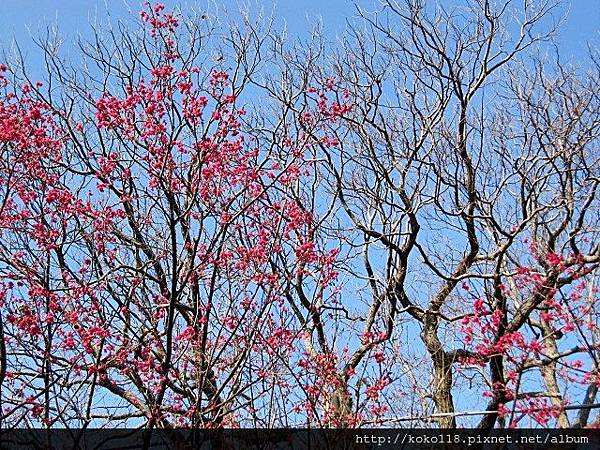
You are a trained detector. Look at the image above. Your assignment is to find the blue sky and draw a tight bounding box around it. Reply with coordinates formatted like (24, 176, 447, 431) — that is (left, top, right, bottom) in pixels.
(0, 0, 598, 427)
(0, 0, 598, 65)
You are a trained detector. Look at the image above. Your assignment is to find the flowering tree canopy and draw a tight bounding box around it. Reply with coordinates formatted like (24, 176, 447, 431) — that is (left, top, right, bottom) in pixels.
(0, 1, 599, 429)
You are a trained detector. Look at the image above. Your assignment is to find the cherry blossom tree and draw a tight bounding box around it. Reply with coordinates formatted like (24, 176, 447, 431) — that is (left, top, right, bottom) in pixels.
(0, 0, 599, 430)
(0, 3, 346, 429)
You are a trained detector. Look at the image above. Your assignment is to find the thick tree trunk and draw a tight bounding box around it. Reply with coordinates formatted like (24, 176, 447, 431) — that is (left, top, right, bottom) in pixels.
(539, 322, 570, 427)
(422, 314, 456, 428)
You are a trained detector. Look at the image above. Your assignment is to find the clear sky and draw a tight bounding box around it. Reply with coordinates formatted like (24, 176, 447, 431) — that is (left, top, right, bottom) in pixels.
(0, 0, 598, 66)
(0, 0, 598, 428)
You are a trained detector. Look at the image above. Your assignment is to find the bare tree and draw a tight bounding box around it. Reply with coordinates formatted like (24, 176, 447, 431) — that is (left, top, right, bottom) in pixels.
(265, 0, 600, 428)
(0, 0, 599, 430)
